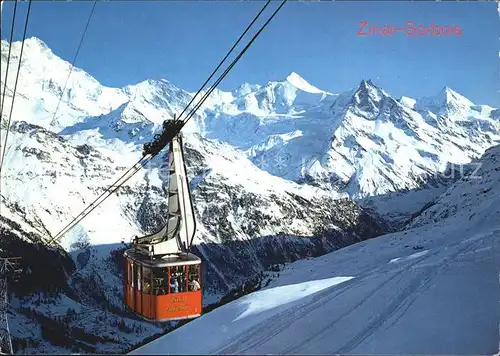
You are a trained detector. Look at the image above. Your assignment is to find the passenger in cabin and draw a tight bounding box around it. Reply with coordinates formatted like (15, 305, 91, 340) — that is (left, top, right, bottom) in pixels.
(153, 278, 165, 295)
(189, 278, 200, 291)
(159, 278, 169, 295)
(177, 276, 185, 292)
(156, 286, 166, 295)
(170, 276, 179, 293)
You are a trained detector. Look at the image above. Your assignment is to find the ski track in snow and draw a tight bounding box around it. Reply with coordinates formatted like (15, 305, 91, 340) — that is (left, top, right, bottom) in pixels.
(131, 226, 500, 355)
(213, 233, 491, 355)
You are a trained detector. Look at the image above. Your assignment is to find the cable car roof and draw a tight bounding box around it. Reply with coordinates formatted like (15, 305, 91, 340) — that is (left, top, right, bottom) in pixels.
(124, 249, 201, 268)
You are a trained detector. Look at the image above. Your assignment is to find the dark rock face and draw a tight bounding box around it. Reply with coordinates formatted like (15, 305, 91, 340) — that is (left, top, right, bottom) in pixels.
(191, 202, 386, 295)
(135, 188, 168, 234)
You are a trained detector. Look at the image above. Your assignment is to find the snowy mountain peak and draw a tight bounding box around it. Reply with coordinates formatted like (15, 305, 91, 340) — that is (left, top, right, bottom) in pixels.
(2, 37, 49, 51)
(24, 36, 50, 50)
(438, 86, 473, 106)
(399, 95, 417, 109)
(345, 79, 389, 115)
(131, 78, 174, 89)
(1, 36, 130, 131)
(285, 72, 324, 94)
(416, 86, 474, 116)
(9, 37, 55, 60)
(359, 79, 375, 88)
(233, 82, 261, 97)
(357, 79, 386, 95)
(146, 78, 170, 85)
(222, 72, 332, 116)
(123, 78, 188, 100)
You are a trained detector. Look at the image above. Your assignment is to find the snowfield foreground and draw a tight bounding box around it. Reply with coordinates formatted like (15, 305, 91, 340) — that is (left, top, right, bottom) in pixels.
(131, 146, 500, 355)
(131, 226, 499, 355)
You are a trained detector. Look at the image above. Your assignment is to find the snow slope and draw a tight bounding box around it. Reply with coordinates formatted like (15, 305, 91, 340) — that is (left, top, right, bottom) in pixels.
(131, 145, 500, 355)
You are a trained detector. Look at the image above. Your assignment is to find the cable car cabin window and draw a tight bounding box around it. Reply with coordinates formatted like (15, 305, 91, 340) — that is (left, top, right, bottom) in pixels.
(152, 267, 169, 295)
(180, 266, 188, 292)
(169, 265, 187, 293)
(135, 264, 141, 291)
(142, 267, 153, 294)
(188, 264, 201, 291)
(130, 263, 136, 289)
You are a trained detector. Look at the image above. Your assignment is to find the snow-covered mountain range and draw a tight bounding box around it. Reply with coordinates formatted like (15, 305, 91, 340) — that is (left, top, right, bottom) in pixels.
(2, 38, 499, 202)
(1, 37, 499, 354)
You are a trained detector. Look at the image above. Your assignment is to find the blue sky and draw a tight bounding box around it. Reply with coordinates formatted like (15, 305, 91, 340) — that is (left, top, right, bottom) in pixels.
(1, 1, 499, 107)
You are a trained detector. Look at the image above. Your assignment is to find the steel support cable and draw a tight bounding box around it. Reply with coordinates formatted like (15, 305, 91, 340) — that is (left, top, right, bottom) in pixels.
(0, 2, 1, 62)
(175, 0, 271, 123)
(48, 0, 287, 246)
(49, 0, 97, 130)
(0, 0, 32, 174)
(49, 0, 274, 244)
(47, 155, 152, 245)
(0, 0, 18, 117)
(181, 0, 288, 127)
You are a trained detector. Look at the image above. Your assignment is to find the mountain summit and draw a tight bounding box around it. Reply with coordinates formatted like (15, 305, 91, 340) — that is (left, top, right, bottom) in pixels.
(285, 72, 325, 94)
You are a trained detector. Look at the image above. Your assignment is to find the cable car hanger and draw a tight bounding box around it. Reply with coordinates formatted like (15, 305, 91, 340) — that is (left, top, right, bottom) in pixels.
(123, 130, 203, 322)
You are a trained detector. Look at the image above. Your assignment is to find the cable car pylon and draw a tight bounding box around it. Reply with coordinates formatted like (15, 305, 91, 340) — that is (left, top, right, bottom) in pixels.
(123, 122, 202, 322)
(0, 258, 21, 355)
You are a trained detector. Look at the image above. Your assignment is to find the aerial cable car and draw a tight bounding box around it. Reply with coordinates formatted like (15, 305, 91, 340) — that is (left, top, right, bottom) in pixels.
(123, 119, 202, 322)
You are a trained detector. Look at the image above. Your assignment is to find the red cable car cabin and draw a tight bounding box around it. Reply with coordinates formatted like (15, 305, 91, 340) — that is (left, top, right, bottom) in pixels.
(123, 131, 202, 322)
(124, 250, 202, 321)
